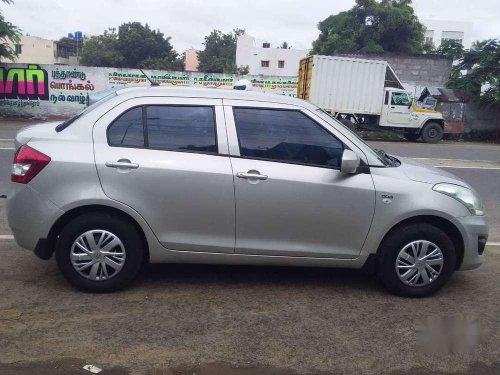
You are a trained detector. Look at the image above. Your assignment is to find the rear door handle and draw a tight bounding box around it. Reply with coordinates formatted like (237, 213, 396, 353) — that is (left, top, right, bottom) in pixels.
(237, 171, 268, 180)
(105, 161, 139, 169)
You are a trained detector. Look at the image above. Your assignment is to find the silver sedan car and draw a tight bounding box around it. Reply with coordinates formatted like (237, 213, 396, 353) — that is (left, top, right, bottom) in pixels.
(7, 87, 488, 296)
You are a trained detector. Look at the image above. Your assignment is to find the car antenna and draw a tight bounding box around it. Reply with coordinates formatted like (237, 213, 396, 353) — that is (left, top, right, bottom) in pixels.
(140, 68, 159, 86)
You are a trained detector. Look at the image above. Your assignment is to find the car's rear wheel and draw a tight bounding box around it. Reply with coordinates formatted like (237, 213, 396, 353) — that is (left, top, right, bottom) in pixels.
(376, 223, 456, 297)
(421, 122, 443, 143)
(55, 212, 144, 292)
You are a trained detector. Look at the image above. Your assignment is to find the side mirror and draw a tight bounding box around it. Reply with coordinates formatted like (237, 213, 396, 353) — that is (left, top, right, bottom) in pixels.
(341, 150, 360, 174)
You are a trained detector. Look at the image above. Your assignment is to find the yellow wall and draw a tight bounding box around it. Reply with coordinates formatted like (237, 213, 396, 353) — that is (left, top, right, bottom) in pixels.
(6, 35, 55, 65)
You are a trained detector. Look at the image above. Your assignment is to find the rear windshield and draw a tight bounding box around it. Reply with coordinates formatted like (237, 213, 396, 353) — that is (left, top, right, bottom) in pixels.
(55, 91, 117, 132)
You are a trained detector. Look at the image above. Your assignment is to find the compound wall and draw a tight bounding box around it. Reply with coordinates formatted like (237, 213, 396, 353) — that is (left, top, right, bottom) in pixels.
(0, 64, 299, 118)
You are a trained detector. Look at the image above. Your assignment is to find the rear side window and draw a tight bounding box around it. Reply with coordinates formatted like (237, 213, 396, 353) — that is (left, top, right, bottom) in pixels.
(146, 106, 217, 153)
(107, 105, 217, 153)
(108, 107, 145, 147)
(234, 108, 344, 168)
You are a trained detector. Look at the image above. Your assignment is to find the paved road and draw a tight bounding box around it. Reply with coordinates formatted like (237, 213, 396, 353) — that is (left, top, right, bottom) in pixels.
(369, 140, 500, 162)
(1, 120, 500, 374)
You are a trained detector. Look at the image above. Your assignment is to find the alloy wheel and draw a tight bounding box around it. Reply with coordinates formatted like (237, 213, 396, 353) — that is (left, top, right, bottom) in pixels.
(70, 230, 126, 281)
(395, 240, 444, 287)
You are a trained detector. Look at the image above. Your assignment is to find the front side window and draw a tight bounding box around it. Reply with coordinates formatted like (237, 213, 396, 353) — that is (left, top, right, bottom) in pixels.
(391, 92, 411, 106)
(108, 107, 145, 147)
(146, 106, 217, 153)
(234, 108, 344, 168)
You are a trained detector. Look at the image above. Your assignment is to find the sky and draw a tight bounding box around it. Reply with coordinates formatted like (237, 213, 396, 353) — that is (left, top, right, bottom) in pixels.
(2, 0, 499, 53)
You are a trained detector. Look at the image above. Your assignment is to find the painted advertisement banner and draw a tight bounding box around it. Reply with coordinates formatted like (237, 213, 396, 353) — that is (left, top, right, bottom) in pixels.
(0, 63, 299, 118)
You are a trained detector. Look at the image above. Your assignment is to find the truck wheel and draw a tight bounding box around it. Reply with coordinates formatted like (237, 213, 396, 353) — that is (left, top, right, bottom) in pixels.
(421, 122, 443, 143)
(376, 223, 456, 297)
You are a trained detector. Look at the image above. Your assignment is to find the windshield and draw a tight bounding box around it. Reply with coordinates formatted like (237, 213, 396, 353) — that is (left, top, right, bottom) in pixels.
(55, 91, 117, 132)
(315, 108, 394, 166)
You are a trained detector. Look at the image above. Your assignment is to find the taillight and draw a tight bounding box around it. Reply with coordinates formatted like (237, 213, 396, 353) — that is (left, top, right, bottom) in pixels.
(11, 145, 51, 184)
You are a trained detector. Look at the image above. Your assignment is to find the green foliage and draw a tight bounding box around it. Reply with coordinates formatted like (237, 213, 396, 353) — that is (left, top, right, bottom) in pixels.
(197, 29, 245, 73)
(80, 28, 123, 67)
(0, 0, 21, 62)
(311, 0, 425, 55)
(280, 41, 291, 49)
(447, 39, 500, 106)
(435, 39, 464, 60)
(80, 23, 182, 70)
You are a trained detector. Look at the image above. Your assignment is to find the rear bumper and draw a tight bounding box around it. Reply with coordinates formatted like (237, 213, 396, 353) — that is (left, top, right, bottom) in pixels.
(454, 215, 489, 271)
(6, 184, 63, 254)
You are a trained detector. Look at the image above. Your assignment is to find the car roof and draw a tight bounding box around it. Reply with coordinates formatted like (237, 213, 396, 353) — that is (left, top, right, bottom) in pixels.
(114, 86, 317, 110)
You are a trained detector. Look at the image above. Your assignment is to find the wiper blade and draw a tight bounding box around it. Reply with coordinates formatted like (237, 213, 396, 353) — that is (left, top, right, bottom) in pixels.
(374, 149, 395, 166)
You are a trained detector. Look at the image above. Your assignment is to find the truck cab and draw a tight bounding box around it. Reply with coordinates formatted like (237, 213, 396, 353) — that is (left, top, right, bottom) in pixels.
(380, 88, 445, 142)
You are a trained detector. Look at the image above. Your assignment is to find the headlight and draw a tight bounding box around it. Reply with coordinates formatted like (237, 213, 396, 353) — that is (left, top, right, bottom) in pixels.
(433, 183, 484, 216)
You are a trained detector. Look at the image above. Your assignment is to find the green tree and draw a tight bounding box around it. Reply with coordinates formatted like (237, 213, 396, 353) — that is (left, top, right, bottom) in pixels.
(80, 22, 182, 69)
(197, 29, 245, 73)
(279, 41, 291, 49)
(435, 39, 464, 60)
(447, 39, 500, 106)
(0, 0, 21, 62)
(312, 0, 425, 55)
(80, 28, 123, 67)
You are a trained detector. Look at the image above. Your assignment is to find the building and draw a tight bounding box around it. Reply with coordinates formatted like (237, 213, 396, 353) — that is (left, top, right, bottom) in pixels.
(236, 34, 308, 76)
(184, 48, 199, 72)
(5, 34, 80, 65)
(421, 20, 473, 49)
(5, 35, 56, 64)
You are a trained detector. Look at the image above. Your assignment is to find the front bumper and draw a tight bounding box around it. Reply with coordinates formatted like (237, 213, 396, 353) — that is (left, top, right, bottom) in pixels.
(454, 215, 489, 271)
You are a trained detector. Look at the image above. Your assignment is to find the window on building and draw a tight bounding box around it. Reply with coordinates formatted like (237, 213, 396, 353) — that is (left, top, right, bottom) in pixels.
(441, 31, 464, 45)
(278, 60, 285, 69)
(146, 106, 217, 153)
(262, 42, 271, 48)
(14, 44, 22, 54)
(234, 108, 344, 168)
(108, 107, 145, 148)
(261, 60, 270, 68)
(424, 30, 434, 44)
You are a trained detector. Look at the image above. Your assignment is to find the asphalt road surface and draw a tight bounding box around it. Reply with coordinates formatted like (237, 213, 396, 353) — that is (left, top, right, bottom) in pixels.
(1, 119, 500, 375)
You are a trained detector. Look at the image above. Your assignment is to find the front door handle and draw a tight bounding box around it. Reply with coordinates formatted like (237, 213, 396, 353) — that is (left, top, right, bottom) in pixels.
(237, 171, 268, 180)
(105, 160, 139, 169)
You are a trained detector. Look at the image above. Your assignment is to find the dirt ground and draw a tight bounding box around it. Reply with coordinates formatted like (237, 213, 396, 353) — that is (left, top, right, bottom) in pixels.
(0, 240, 500, 375)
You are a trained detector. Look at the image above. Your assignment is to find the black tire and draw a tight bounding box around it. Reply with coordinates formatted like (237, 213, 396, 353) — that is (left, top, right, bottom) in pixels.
(55, 211, 145, 292)
(376, 223, 456, 297)
(421, 122, 443, 143)
(403, 132, 420, 142)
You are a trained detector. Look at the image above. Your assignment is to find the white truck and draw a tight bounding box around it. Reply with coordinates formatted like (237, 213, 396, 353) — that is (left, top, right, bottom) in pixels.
(297, 55, 445, 143)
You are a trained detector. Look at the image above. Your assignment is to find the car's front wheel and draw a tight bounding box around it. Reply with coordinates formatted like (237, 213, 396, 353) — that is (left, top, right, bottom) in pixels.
(55, 212, 145, 292)
(376, 223, 456, 297)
